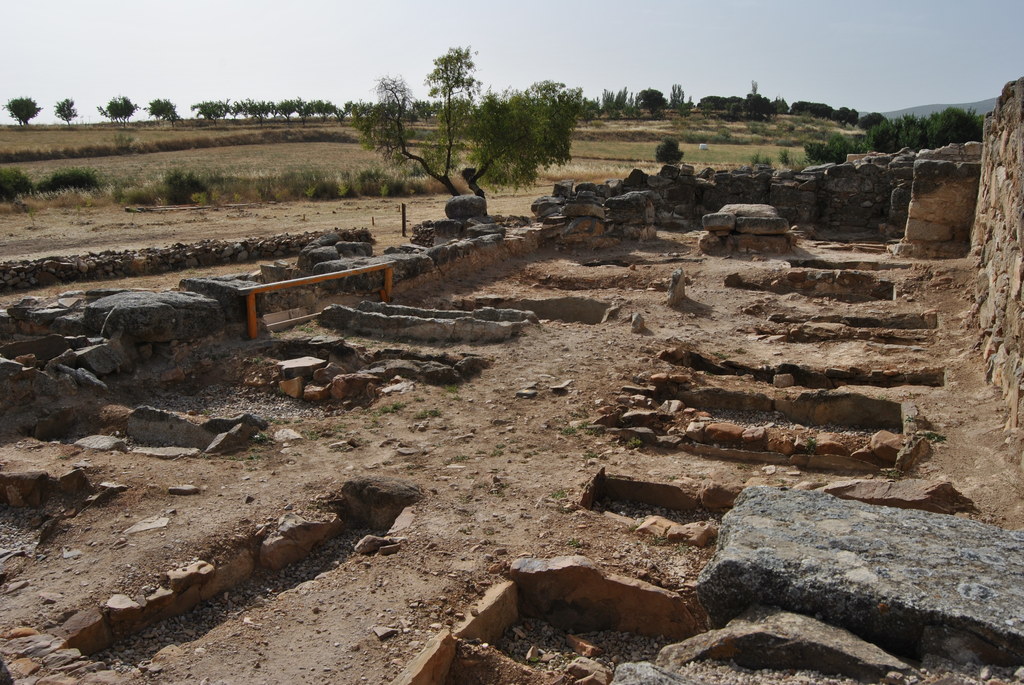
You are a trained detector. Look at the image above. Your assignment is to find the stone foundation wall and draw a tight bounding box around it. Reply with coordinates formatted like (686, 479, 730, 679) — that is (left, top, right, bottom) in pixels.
(0, 229, 372, 293)
(974, 78, 1024, 437)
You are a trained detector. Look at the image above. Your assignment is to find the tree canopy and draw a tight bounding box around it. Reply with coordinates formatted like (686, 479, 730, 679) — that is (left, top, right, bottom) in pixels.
(54, 98, 78, 126)
(353, 46, 584, 198)
(5, 97, 42, 126)
(98, 96, 138, 126)
(191, 100, 231, 122)
(637, 88, 667, 117)
(147, 99, 180, 125)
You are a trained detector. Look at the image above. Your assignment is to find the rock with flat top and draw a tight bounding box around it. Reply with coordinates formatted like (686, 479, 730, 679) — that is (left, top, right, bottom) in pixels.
(82, 291, 224, 342)
(277, 356, 327, 380)
(611, 662, 700, 684)
(75, 435, 127, 452)
(821, 479, 975, 514)
(698, 486, 1024, 665)
(656, 605, 914, 681)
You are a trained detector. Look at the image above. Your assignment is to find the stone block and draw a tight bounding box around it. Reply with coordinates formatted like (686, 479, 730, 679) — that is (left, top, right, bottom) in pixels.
(453, 581, 519, 644)
(821, 479, 975, 515)
(57, 608, 112, 656)
(126, 406, 214, 450)
(656, 605, 914, 681)
(511, 556, 702, 640)
(734, 216, 790, 235)
(0, 471, 51, 507)
(698, 487, 1024, 664)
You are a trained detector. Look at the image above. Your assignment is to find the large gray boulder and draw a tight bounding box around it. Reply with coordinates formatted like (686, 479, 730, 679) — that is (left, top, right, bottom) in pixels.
(82, 291, 225, 342)
(329, 477, 423, 530)
(445, 194, 487, 220)
(698, 487, 1024, 666)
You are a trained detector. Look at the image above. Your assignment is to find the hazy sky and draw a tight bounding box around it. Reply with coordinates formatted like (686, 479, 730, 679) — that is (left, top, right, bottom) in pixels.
(4, 0, 1022, 124)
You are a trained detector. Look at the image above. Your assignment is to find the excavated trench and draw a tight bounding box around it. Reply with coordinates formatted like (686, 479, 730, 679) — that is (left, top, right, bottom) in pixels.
(20, 478, 423, 678)
(659, 346, 945, 389)
(95, 525, 372, 670)
(466, 296, 616, 325)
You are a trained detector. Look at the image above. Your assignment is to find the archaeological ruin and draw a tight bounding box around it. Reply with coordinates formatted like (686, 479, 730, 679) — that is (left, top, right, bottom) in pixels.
(1, 76, 1023, 684)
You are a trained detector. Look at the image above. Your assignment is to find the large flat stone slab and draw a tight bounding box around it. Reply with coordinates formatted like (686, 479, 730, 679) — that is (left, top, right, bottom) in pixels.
(697, 486, 1024, 666)
(82, 291, 225, 342)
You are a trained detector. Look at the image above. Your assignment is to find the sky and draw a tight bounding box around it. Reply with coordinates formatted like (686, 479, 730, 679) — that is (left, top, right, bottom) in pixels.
(3, 0, 1023, 125)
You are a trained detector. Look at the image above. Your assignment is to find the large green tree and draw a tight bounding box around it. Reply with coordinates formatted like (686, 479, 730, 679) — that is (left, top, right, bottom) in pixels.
(354, 47, 583, 198)
(5, 97, 42, 126)
(637, 88, 667, 117)
(98, 96, 138, 126)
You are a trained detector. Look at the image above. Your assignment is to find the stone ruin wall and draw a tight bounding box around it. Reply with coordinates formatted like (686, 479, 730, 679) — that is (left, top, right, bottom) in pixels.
(585, 158, 914, 237)
(563, 143, 981, 246)
(0, 229, 372, 293)
(974, 77, 1024, 443)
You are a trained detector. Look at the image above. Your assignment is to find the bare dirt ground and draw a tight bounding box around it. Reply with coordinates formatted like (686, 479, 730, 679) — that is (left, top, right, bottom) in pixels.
(2, 197, 1023, 684)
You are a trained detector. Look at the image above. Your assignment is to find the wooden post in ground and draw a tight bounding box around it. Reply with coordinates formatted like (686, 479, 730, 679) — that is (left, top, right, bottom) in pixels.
(401, 203, 407, 237)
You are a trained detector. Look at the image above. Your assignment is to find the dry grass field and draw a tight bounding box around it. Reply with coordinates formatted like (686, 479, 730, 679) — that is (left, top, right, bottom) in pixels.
(0, 113, 857, 211)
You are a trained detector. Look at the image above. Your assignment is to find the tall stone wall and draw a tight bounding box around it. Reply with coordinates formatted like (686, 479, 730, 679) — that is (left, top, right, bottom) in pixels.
(537, 154, 925, 239)
(974, 77, 1024, 436)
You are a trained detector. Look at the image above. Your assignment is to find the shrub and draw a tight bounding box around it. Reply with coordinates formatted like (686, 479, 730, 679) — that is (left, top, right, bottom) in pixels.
(36, 167, 101, 193)
(804, 133, 866, 164)
(654, 138, 683, 164)
(0, 168, 33, 201)
(778, 149, 792, 167)
(749, 150, 773, 166)
(163, 169, 207, 204)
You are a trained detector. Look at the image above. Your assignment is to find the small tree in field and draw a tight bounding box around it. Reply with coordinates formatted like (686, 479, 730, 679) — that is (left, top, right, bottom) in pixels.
(147, 99, 180, 126)
(98, 96, 138, 126)
(655, 138, 683, 164)
(5, 97, 42, 126)
(54, 98, 78, 126)
(354, 46, 583, 198)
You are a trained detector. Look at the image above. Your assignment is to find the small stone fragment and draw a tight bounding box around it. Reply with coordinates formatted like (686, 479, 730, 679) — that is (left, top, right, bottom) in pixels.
(372, 625, 398, 640)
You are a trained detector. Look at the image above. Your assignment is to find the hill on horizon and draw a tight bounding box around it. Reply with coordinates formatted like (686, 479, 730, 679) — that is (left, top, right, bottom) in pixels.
(881, 97, 997, 119)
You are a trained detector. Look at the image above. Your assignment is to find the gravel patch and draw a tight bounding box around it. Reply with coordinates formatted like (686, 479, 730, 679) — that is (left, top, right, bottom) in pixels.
(498, 618, 667, 673)
(0, 507, 40, 560)
(701, 408, 879, 438)
(151, 383, 338, 422)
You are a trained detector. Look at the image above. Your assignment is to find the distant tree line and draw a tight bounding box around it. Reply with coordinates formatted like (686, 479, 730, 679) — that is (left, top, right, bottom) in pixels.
(1, 95, 394, 127)
(0, 88, 888, 132)
(804, 107, 985, 164)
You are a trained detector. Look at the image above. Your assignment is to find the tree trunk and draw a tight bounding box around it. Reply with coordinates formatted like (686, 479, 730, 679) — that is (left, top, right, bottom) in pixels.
(438, 175, 460, 196)
(462, 168, 486, 198)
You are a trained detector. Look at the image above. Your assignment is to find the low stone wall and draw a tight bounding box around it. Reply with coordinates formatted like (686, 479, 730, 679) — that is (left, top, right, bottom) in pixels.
(0, 228, 372, 293)
(974, 77, 1024, 442)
